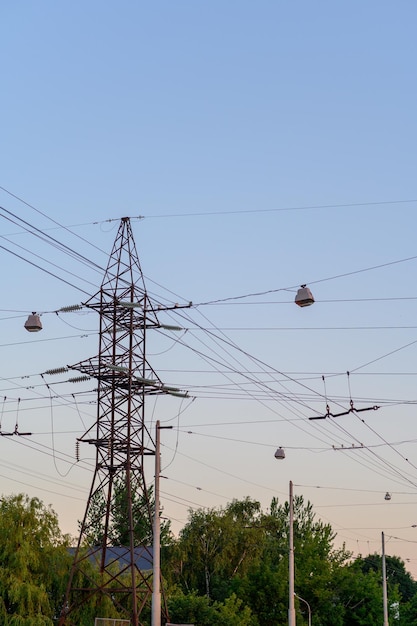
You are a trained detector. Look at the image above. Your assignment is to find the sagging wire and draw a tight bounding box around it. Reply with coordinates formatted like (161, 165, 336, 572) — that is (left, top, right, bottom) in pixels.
(149, 328, 188, 356)
(72, 392, 88, 431)
(162, 396, 196, 472)
(41, 374, 72, 477)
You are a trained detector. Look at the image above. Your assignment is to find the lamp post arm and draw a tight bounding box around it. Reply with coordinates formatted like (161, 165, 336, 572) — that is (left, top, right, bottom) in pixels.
(295, 593, 312, 626)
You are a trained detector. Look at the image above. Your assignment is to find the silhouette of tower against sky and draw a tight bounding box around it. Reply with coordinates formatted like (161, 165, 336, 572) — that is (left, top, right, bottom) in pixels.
(59, 217, 171, 626)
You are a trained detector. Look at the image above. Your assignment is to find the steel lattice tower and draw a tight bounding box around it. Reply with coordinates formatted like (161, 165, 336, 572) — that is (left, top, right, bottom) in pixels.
(59, 217, 170, 626)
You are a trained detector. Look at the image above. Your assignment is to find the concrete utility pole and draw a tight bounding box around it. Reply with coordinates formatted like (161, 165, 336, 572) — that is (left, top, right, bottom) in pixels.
(152, 421, 172, 626)
(289, 480, 296, 626)
(382, 531, 389, 626)
(152, 420, 162, 626)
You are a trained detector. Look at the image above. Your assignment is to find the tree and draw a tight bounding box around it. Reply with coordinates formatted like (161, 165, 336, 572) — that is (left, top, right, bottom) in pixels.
(356, 552, 416, 603)
(0, 493, 71, 625)
(398, 590, 417, 626)
(354, 553, 416, 625)
(233, 494, 351, 626)
(82, 474, 172, 546)
(167, 590, 256, 626)
(165, 494, 354, 626)
(331, 558, 395, 626)
(168, 497, 265, 600)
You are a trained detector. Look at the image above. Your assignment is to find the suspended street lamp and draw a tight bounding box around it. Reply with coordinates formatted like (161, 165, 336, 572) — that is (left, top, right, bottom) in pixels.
(295, 285, 315, 307)
(24, 312, 42, 332)
(274, 447, 286, 460)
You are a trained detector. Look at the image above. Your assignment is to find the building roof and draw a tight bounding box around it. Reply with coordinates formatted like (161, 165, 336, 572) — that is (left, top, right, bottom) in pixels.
(69, 545, 153, 570)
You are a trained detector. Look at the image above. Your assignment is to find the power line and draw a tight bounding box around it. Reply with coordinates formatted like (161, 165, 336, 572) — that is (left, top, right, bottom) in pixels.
(0, 242, 92, 296)
(138, 198, 417, 218)
(0, 204, 105, 274)
(0, 186, 112, 258)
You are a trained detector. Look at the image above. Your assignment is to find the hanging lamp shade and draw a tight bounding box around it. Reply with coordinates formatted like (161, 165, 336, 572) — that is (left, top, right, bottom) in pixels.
(274, 447, 286, 460)
(24, 312, 42, 332)
(295, 285, 315, 307)
(384, 492, 392, 501)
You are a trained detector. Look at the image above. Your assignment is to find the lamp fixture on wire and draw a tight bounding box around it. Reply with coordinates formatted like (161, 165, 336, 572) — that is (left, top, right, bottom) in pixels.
(274, 447, 286, 460)
(295, 285, 315, 307)
(24, 312, 42, 332)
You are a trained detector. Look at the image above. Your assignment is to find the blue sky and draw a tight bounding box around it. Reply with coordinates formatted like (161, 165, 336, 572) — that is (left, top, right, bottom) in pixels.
(2, 0, 417, 580)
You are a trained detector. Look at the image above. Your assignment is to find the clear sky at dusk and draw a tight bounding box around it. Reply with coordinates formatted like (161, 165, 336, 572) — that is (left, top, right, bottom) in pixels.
(2, 0, 417, 579)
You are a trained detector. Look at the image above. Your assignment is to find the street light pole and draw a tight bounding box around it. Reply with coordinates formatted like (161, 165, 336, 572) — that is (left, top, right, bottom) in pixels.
(289, 480, 296, 626)
(152, 420, 162, 626)
(152, 421, 172, 626)
(382, 531, 389, 626)
(295, 593, 312, 626)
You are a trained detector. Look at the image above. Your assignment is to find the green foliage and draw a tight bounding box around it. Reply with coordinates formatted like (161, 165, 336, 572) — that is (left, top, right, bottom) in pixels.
(2, 491, 417, 626)
(356, 552, 417, 602)
(164, 494, 370, 626)
(233, 561, 287, 625)
(167, 590, 256, 626)
(353, 553, 416, 626)
(82, 474, 172, 547)
(331, 560, 386, 625)
(0, 493, 71, 625)
(398, 590, 417, 625)
(217, 593, 256, 626)
(66, 559, 134, 624)
(168, 497, 266, 599)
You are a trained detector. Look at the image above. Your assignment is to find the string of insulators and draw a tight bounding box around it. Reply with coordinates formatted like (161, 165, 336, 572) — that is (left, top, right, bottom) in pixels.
(58, 304, 83, 313)
(68, 376, 90, 383)
(119, 301, 142, 309)
(159, 324, 183, 331)
(44, 367, 68, 375)
(75, 440, 80, 462)
(107, 364, 129, 373)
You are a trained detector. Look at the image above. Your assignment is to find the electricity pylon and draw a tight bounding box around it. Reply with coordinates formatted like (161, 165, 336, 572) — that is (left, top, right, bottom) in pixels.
(59, 217, 179, 626)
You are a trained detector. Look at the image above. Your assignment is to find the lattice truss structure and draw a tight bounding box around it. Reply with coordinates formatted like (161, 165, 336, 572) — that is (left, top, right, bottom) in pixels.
(59, 218, 173, 626)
